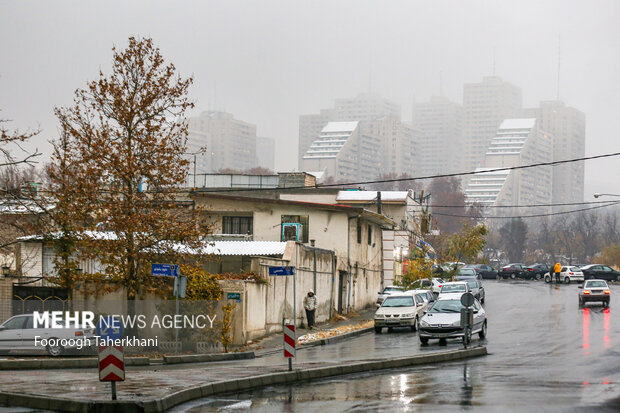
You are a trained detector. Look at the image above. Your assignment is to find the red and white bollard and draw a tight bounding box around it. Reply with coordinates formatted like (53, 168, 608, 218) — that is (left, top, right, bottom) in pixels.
(284, 323, 296, 370)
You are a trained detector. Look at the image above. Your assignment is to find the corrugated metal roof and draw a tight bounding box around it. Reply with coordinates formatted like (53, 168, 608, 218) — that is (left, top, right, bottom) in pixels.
(178, 241, 288, 256)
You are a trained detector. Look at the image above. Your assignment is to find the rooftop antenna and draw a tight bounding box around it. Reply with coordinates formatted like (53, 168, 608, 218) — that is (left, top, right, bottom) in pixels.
(439, 70, 443, 97)
(556, 35, 561, 101)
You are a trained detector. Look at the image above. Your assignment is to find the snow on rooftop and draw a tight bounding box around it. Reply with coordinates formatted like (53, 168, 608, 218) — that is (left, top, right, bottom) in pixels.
(18, 232, 288, 257)
(336, 190, 408, 202)
(321, 121, 359, 133)
(499, 118, 536, 130)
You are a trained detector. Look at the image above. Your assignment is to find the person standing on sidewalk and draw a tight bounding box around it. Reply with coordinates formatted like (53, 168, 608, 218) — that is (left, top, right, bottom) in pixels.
(303, 289, 317, 329)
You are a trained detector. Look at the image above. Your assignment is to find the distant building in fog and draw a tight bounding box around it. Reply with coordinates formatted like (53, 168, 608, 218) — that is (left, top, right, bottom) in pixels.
(412, 96, 463, 175)
(521, 101, 586, 205)
(186, 111, 257, 173)
(256, 137, 275, 171)
(298, 93, 401, 167)
(465, 118, 552, 214)
(462, 76, 522, 176)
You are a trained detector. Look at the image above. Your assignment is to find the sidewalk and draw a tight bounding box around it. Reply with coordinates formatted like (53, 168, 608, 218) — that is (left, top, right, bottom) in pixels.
(246, 307, 376, 354)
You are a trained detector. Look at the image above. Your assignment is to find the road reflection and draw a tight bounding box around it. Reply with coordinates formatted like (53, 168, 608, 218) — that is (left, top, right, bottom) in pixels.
(603, 307, 610, 349)
(582, 307, 590, 355)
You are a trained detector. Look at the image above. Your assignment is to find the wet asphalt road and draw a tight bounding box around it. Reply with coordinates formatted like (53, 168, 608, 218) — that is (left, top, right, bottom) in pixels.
(172, 279, 620, 412)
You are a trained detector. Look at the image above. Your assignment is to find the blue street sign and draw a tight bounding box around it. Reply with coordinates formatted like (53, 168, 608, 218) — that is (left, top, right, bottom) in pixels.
(151, 263, 180, 277)
(97, 316, 124, 341)
(268, 266, 295, 276)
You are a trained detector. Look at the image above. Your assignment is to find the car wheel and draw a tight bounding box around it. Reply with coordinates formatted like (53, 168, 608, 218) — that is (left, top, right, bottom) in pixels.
(496, 274, 501, 280)
(438, 338, 447, 346)
(411, 316, 418, 332)
(419, 336, 429, 345)
(374, 327, 382, 334)
(387, 327, 393, 333)
(578, 298, 583, 307)
(46, 339, 64, 357)
(616, 275, 620, 282)
(564, 277, 570, 284)
(535, 273, 541, 280)
(479, 321, 487, 339)
(604, 300, 610, 307)
(544, 275, 551, 283)
(511, 273, 516, 279)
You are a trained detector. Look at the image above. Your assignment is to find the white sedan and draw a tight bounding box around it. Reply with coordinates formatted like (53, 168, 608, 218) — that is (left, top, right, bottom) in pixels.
(374, 294, 427, 333)
(437, 281, 471, 299)
(545, 266, 584, 284)
(418, 297, 487, 344)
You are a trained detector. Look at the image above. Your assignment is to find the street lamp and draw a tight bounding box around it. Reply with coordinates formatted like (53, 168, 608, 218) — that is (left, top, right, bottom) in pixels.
(1, 266, 10, 277)
(593, 193, 620, 198)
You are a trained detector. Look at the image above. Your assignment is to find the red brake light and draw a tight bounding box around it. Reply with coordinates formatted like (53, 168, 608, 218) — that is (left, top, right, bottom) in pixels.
(604, 290, 611, 294)
(438, 285, 442, 288)
(75, 331, 84, 336)
(528, 268, 533, 271)
(583, 291, 591, 294)
(569, 272, 574, 275)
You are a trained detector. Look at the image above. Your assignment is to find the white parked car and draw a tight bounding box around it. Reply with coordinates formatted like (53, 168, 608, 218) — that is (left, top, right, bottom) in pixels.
(545, 265, 584, 284)
(0, 314, 96, 356)
(376, 285, 404, 307)
(405, 289, 437, 306)
(418, 297, 487, 344)
(374, 294, 427, 333)
(437, 281, 471, 299)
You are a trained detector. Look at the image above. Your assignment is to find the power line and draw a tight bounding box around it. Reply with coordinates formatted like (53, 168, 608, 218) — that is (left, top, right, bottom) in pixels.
(198, 151, 620, 193)
(431, 200, 617, 209)
(432, 201, 620, 220)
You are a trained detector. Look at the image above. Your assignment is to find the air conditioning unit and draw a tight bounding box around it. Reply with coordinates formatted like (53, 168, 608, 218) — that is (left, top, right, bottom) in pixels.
(282, 223, 301, 241)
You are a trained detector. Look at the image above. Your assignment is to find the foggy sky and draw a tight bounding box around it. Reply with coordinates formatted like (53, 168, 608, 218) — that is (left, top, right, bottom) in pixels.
(1, 0, 619, 199)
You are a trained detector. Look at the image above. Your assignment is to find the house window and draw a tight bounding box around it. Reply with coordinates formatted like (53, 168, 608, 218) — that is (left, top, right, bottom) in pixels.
(222, 216, 253, 235)
(357, 219, 362, 244)
(281, 215, 309, 243)
(367, 224, 372, 245)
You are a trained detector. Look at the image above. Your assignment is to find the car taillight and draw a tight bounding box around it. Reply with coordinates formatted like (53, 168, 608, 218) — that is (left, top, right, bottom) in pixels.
(528, 268, 534, 271)
(604, 290, 611, 294)
(438, 285, 442, 288)
(569, 272, 574, 275)
(75, 331, 84, 336)
(583, 291, 591, 294)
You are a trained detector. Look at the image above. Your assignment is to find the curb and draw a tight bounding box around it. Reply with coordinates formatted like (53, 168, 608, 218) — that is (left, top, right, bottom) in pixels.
(163, 351, 255, 364)
(0, 346, 487, 412)
(298, 326, 374, 348)
(255, 324, 374, 357)
(0, 356, 149, 370)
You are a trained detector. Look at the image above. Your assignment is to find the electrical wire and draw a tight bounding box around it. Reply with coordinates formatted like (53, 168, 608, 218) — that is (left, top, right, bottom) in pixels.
(432, 200, 620, 220)
(198, 151, 620, 193)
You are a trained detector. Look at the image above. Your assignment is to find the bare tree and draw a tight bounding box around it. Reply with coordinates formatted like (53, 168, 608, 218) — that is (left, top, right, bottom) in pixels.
(0, 113, 42, 168)
(49, 37, 204, 311)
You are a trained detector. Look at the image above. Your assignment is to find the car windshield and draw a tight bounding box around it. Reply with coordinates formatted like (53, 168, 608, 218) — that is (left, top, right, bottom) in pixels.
(441, 284, 465, 293)
(383, 287, 402, 293)
(429, 300, 462, 313)
(458, 269, 476, 276)
(382, 296, 414, 307)
(585, 281, 607, 288)
(467, 281, 478, 289)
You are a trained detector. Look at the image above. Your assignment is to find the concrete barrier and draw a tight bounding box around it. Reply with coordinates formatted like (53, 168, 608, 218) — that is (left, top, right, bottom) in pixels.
(162, 351, 255, 364)
(0, 346, 487, 412)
